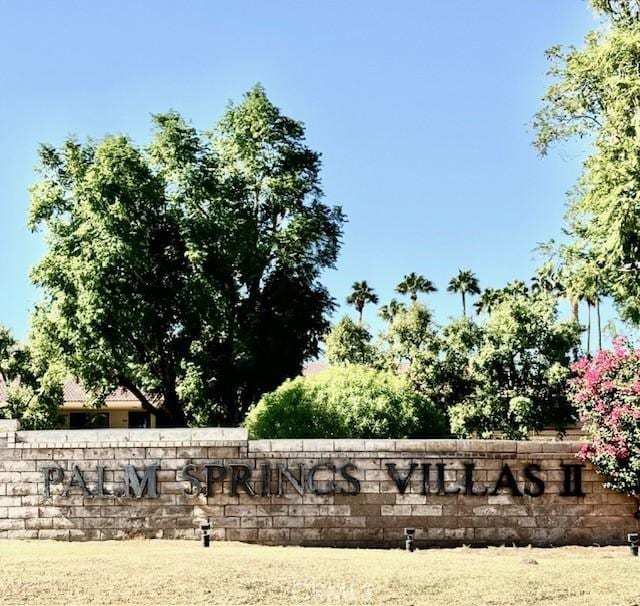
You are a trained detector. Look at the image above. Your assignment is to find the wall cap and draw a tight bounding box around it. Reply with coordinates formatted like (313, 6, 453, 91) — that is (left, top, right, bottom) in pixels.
(16, 426, 247, 444)
(0, 419, 19, 432)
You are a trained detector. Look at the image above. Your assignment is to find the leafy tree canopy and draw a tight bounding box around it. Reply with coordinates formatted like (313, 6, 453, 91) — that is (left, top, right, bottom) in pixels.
(325, 316, 377, 367)
(0, 325, 62, 429)
(28, 85, 344, 426)
(448, 292, 581, 439)
(325, 284, 581, 439)
(534, 6, 640, 323)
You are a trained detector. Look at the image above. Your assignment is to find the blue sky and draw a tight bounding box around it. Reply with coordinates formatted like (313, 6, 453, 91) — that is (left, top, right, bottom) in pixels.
(0, 1, 600, 339)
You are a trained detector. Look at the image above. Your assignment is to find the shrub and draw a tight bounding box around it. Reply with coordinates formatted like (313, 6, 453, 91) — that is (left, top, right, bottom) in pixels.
(570, 337, 640, 499)
(243, 365, 447, 439)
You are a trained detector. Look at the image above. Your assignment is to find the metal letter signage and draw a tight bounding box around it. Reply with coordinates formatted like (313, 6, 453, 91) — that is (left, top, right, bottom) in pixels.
(40, 459, 582, 501)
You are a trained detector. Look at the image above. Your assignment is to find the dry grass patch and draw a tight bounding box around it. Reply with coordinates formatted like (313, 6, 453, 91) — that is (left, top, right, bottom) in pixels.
(0, 540, 639, 606)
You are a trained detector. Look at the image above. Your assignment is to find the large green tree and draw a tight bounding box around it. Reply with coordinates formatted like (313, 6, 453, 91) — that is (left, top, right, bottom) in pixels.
(448, 292, 581, 439)
(325, 316, 377, 366)
(28, 85, 344, 426)
(534, 1, 640, 323)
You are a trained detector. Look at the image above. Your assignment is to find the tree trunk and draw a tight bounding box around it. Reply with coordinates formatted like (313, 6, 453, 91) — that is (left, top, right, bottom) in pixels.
(571, 300, 580, 361)
(117, 377, 186, 428)
(586, 303, 591, 356)
(596, 297, 602, 351)
(462, 292, 466, 316)
(161, 388, 187, 427)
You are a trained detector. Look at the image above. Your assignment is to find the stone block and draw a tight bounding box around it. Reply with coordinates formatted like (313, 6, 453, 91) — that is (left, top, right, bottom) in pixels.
(268, 439, 304, 452)
(301, 439, 335, 452)
(410, 504, 443, 516)
(8, 530, 38, 539)
(248, 440, 271, 453)
(0, 419, 19, 432)
(227, 528, 258, 542)
(0, 519, 25, 530)
(332, 439, 366, 452)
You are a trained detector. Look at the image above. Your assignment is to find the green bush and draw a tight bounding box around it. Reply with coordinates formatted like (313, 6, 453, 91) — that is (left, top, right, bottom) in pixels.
(243, 365, 447, 439)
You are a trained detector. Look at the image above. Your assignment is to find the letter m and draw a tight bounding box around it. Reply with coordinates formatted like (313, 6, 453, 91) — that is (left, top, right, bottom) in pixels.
(123, 464, 159, 498)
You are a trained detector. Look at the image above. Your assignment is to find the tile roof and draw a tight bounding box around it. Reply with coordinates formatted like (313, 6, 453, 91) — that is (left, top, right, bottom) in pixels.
(1, 361, 330, 404)
(302, 360, 329, 376)
(0, 376, 148, 404)
(62, 380, 145, 403)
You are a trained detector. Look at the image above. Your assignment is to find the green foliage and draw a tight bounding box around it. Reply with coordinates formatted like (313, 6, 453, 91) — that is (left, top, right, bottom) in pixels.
(322, 275, 580, 439)
(429, 317, 484, 412)
(244, 365, 447, 439)
(448, 293, 581, 439)
(378, 302, 440, 394)
(534, 15, 640, 324)
(591, 0, 640, 21)
(474, 288, 501, 315)
(0, 325, 62, 429)
(28, 85, 344, 426)
(378, 298, 406, 322)
(325, 316, 377, 366)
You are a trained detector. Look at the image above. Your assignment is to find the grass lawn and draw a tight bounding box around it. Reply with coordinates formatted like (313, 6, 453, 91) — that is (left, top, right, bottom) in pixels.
(0, 541, 639, 606)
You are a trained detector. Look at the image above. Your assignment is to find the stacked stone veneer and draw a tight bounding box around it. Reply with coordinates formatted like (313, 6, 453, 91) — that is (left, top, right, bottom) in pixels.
(0, 419, 637, 546)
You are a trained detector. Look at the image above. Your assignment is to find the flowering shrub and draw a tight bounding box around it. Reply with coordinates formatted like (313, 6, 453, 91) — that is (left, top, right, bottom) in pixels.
(570, 337, 640, 499)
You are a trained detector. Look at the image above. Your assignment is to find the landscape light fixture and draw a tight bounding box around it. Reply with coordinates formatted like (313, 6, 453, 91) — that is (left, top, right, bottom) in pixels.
(200, 518, 211, 548)
(628, 533, 639, 557)
(404, 527, 416, 552)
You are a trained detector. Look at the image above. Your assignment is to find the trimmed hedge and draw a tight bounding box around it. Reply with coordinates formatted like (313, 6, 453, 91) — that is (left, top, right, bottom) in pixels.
(244, 365, 447, 439)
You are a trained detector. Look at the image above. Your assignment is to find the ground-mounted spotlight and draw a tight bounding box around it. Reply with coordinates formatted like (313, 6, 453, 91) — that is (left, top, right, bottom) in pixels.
(201, 518, 211, 548)
(628, 533, 639, 557)
(404, 527, 416, 552)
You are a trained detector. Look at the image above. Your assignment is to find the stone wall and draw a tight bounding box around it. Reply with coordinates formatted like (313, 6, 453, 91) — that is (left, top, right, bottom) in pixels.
(0, 420, 637, 546)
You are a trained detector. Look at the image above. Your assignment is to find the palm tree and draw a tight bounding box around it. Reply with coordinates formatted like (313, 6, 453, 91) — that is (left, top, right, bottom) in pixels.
(346, 281, 379, 323)
(378, 298, 406, 322)
(395, 272, 437, 304)
(531, 260, 563, 295)
(530, 274, 554, 294)
(586, 296, 593, 355)
(474, 288, 501, 314)
(447, 270, 481, 316)
(504, 280, 529, 297)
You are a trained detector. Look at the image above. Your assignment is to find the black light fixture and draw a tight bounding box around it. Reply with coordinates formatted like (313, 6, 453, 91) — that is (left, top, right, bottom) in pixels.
(404, 527, 416, 552)
(628, 533, 639, 557)
(201, 518, 211, 548)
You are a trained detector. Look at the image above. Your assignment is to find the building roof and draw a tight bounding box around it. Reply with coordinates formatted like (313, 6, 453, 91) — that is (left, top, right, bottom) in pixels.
(302, 360, 329, 376)
(62, 380, 143, 403)
(0, 360, 330, 405)
(0, 376, 148, 405)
